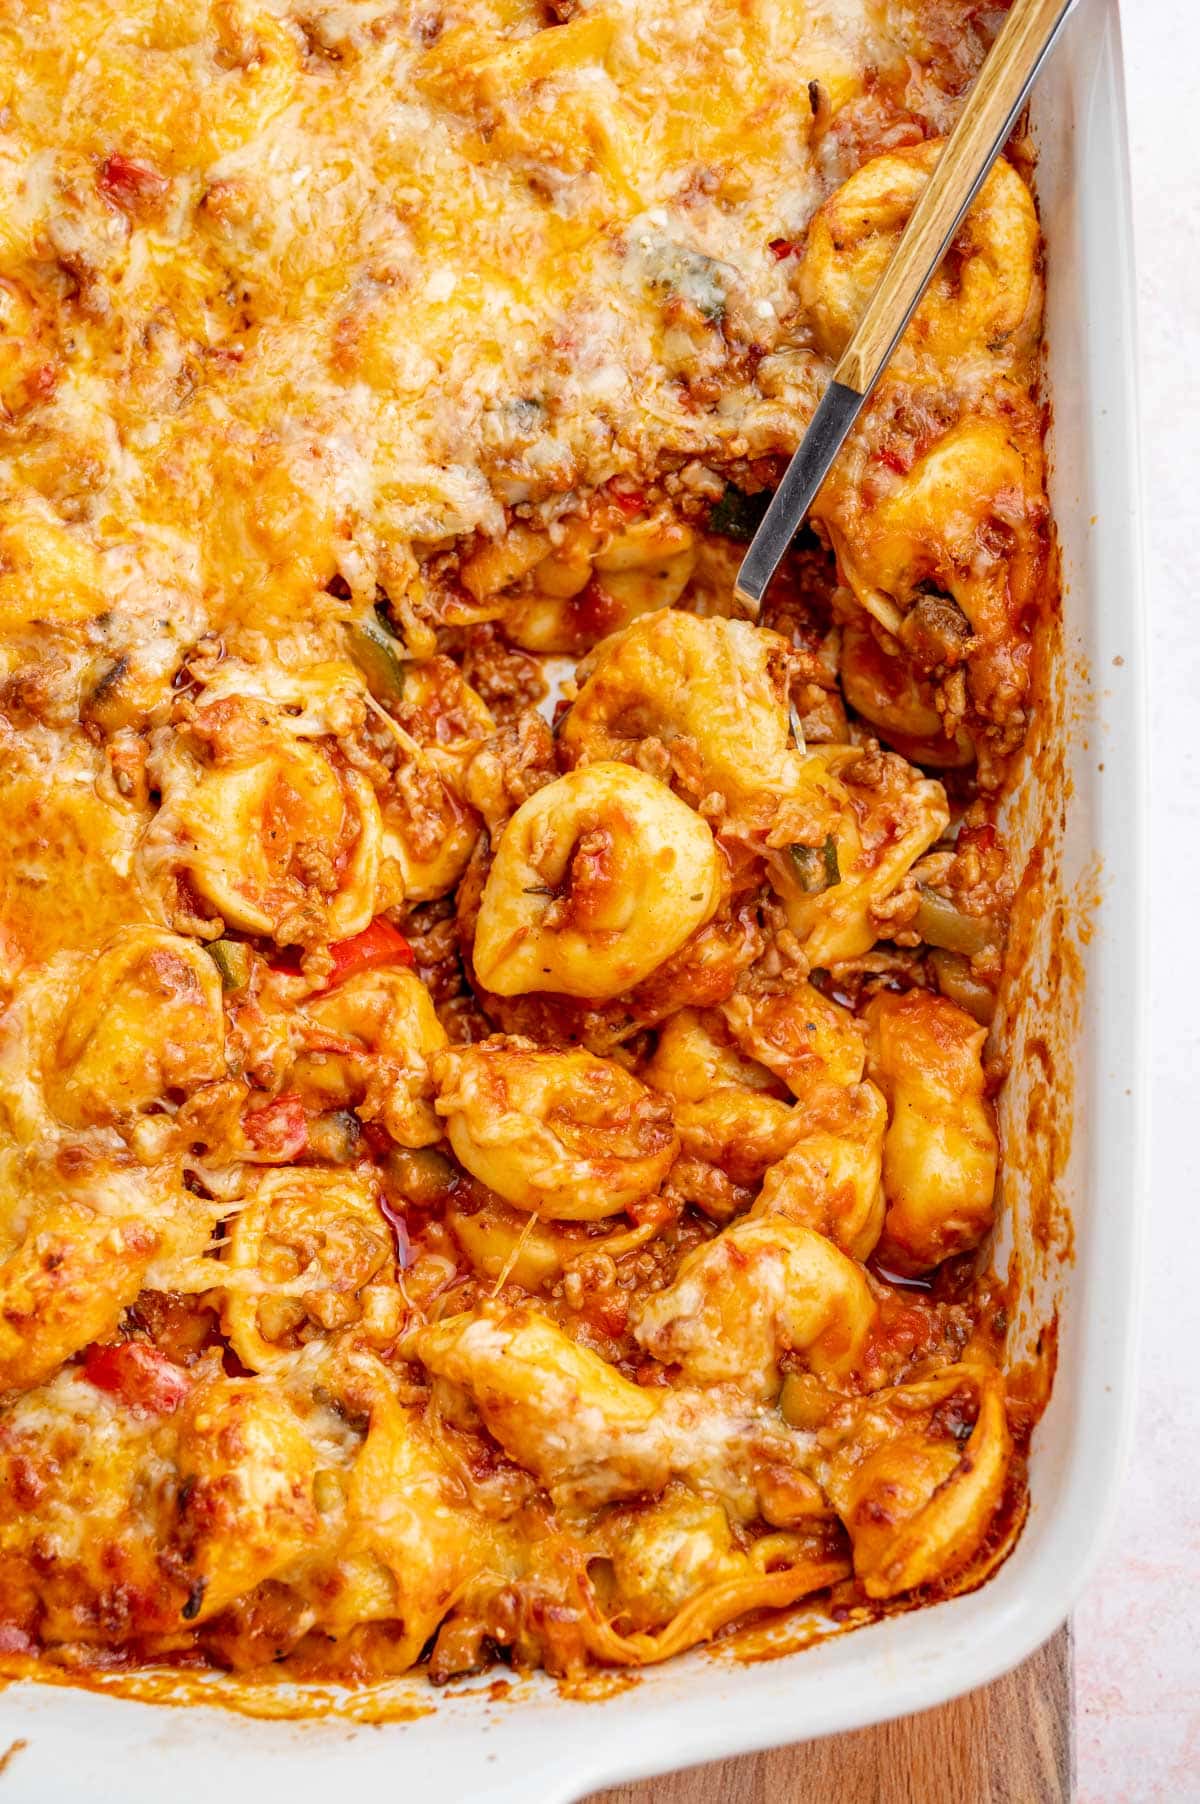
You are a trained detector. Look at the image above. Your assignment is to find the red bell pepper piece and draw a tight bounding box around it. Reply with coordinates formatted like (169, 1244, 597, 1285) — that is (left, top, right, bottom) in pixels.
(98, 153, 169, 209)
(607, 484, 647, 517)
(82, 1341, 191, 1415)
(243, 1091, 309, 1159)
(323, 917, 414, 989)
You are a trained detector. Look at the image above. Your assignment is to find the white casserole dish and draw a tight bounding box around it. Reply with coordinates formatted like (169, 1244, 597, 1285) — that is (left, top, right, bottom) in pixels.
(0, 6, 1144, 1797)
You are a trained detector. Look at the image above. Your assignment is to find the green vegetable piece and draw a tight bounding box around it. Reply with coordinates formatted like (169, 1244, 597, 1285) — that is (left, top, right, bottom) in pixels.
(205, 938, 252, 994)
(914, 885, 997, 958)
(787, 834, 841, 895)
(346, 606, 407, 704)
(928, 949, 997, 1026)
(709, 484, 770, 542)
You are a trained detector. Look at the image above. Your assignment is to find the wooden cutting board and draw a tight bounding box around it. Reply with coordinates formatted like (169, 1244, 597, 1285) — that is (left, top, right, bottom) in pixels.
(583, 1624, 1071, 1804)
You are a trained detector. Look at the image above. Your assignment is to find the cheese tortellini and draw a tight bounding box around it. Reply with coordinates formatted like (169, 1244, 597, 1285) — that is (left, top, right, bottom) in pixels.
(152, 699, 385, 943)
(434, 1037, 678, 1220)
(816, 1364, 1012, 1598)
(175, 1376, 320, 1623)
(472, 762, 722, 999)
(823, 419, 1045, 657)
(417, 1305, 662, 1507)
(295, 966, 447, 1148)
(642, 1007, 780, 1104)
(379, 739, 484, 904)
(330, 1352, 503, 1664)
(447, 1193, 658, 1290)
(221, 1167, 401, 1371)
(560, 610, 805, 831)
(799, 141, 1039, 363)
(585, 1487, 849, 1662)
(798, 143, 1048, 743)
(633, 1217, 876, 1399)
(640, 1009, 801, 1215)
(719, 980, 866, 1097)
(43, 927, 226, 1129)
(864, 989, 999, 1274)
(753, 1079, 887, 1261)
(415, 1304, 819, 1522)
(0, 1202, 162, 1394)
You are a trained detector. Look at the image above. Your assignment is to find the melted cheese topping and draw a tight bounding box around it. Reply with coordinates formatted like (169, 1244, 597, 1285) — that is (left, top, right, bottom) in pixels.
(0, 0, 978, 633)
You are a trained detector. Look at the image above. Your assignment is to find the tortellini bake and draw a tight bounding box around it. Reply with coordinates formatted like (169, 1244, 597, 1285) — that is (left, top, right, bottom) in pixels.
(0, 0, 1050, 1706)
(472, 762, 723, 998)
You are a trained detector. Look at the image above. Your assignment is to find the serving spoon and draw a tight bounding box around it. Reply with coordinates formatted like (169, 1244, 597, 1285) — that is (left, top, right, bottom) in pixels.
(734, 0, 1077, 614)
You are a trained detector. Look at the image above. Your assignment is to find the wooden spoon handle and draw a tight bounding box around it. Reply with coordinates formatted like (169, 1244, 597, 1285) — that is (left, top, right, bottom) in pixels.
(833, 0, 1073, 395)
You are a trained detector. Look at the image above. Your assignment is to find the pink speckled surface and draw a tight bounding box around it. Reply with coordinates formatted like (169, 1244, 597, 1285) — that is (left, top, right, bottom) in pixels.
(1072, 5, 1200, 1800)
